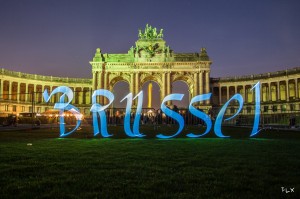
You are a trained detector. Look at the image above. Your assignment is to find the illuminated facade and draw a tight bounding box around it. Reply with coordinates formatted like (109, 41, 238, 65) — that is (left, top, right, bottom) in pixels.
(211, 68, 300, 115)
(0, 25, 300, 119)
(0, 69, 92, 116)
(90, 24, 211, 108)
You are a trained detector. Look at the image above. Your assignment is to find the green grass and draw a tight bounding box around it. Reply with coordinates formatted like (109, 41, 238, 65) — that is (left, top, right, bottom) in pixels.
(0, 126, 300, 198)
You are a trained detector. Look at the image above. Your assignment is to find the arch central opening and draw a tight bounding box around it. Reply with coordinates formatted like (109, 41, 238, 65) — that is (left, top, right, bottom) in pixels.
(112, 81, 130, 109)
(141, 81, 161, 110)
(172, 80, 190, 109)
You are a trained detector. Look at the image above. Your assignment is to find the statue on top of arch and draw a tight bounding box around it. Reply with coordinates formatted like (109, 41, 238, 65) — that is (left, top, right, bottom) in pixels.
(138, 24, 163, 39)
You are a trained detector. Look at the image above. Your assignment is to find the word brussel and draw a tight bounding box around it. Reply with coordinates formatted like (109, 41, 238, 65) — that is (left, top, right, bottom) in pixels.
(43, 82, 261, 138)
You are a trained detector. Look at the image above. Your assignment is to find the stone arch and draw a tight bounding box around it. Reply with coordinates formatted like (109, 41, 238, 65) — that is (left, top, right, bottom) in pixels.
(172, 74, 194, 95)
(108, 74, 130, 91)
(140, 73, 163, 90)
(108, 74, 131, 108)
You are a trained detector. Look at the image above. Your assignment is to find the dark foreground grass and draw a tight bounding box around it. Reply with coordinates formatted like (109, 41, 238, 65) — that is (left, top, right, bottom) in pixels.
(0, 126, 300, 198)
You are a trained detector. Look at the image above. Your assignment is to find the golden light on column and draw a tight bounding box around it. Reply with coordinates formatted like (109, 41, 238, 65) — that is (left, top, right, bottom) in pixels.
(148, 82, 153, 108)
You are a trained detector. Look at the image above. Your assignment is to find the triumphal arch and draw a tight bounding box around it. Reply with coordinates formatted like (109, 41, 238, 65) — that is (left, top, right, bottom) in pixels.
(90, 24, 212, 108)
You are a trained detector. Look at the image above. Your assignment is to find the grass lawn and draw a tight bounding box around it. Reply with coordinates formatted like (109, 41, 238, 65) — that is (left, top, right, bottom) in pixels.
(0, 125, 300, 198)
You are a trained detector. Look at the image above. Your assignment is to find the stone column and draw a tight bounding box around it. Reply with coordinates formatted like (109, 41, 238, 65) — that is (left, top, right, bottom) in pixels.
(33, 85, 39, 102)
(17, 82, 20, 102)
(40, 85, 44, 103)
(0, 79, 2, 100)
(192, 72, 198, 106)
(98, 71, 103, 89)
(98, 71, 104, 104)
(277, 82, 280, 101)
(33, 85, 36, 102)
(39, 85, 42, 102)
(296, 79, 298, 99)
(53, 87, 57, 104)
(92, 71, 96, 90)
(226, 86, 229, 101)
(162, 72, 166, 101)
(205, 72, 210, 93)
(205, 71, 210, 104)
(41, 85, 45, 103)
(252, 84, 255, 103)
(82, 88, 86, 105)
(104, 73, 109, 104)
(41, 85, 46, 103)
(130, 73, 135, 95)
(130, 73, 136, 106)
(199, 72, 203, 105)
(167, 72, 171, 95)
(261, 85, 265, 102)
(8, 81, 12, 100)
(32, 84, 36, 113)
(261, 84, 264, 102)
(167, 72, 171, 105)
(286, 80, 289, 102)
(78, 87, 83, 105)
(268, 82, 272, 101)
(193, 72, 199, 97)
(86, 88, 92, 105)
(35, 85, 39, 102)
(105, 73, 109, 90)
(245, 86, 248, 102)
(240, 85, 244, 101)
(25, 84, 29, 102)
(199, 71, 203, 95)
(49, 86, 54, 103)
(135, 72, 140, 95)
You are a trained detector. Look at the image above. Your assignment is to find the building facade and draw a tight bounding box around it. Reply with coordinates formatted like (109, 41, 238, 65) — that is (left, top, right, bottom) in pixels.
(1, 25, 300, 121)
(0, 68, 92, 117)
(90, 25, 211, 108)
(211, 68, 300, 116)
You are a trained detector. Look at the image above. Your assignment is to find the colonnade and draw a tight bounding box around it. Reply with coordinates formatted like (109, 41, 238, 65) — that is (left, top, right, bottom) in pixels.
(0, 80, 91, 104)
(213, 79, 300, 105)
(0, 71, 92, 115)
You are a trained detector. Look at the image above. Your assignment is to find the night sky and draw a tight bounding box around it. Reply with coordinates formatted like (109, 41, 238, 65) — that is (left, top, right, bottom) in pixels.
(1, 0, 300, 79)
